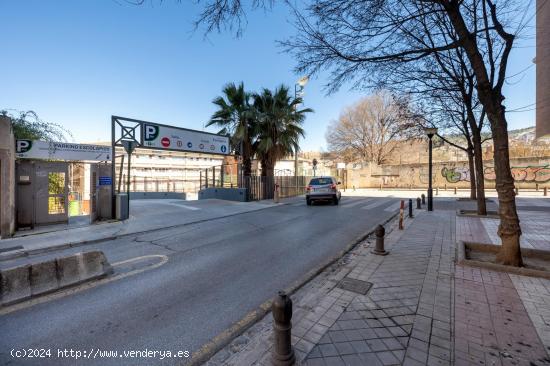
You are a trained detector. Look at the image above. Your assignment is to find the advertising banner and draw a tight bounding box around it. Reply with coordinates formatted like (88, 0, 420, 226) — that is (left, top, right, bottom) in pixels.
(16, 140, 111, 161)
(141, 123, 230, 155)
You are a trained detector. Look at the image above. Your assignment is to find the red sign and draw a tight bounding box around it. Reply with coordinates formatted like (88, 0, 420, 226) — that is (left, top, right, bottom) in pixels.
(161, 137, 170, 147)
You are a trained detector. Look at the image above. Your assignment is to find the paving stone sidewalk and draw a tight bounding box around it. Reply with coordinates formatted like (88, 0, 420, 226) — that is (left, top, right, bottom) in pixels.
(206, 203, 550, 366)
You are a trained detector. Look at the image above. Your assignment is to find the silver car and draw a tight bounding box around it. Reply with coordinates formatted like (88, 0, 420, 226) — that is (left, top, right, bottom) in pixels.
(306, 176, 342, 205)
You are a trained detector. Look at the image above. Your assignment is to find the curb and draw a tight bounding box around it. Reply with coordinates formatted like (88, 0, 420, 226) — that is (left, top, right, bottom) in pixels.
(0, 250, 113, 306)
(186, 209, 401, 366)
(457, 241, 550, 280)
(0, 200, 299, 262)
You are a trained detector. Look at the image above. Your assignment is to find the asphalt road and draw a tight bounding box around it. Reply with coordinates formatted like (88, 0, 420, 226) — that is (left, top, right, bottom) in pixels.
(0, 196, 404, 366)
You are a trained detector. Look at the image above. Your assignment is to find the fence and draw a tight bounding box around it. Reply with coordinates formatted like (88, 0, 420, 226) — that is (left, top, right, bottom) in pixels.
(243, 175, 313, 201)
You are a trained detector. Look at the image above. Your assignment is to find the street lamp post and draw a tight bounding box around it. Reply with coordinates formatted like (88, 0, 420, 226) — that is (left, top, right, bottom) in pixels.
(294, 76, 309, 193)
(424, 127, 437, 211)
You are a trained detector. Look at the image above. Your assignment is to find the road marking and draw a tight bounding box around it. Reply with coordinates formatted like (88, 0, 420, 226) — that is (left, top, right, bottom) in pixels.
(0, 254, 169, 316)
(341, 198, 369, 208)
(361, 199, 392, 210)
(384, 204, 399, 212)
(179, 205, 201, 211)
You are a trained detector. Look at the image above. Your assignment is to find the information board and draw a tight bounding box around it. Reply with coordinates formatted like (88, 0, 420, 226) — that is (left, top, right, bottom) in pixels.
(141, 123, 230, 155)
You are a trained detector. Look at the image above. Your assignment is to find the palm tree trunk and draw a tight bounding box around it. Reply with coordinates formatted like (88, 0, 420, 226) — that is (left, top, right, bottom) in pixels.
(242, 140, 253, 177)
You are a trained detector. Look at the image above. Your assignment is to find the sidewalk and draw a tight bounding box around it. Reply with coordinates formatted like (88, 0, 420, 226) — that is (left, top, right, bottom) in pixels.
(206, 200, 550, 365)
(0, 198, 293, 260)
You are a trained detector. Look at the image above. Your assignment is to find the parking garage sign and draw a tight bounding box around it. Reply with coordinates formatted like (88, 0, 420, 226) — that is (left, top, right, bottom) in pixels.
(142, 123, 230, 155)
(16, 140, 111, 161)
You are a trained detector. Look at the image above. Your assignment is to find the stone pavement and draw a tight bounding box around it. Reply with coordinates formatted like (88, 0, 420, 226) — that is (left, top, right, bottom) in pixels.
(456, 204, 550, 251)
(206, 198, 550, 366)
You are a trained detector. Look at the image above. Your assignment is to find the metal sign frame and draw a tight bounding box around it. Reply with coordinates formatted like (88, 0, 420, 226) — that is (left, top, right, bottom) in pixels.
(110, 115, 231, 217)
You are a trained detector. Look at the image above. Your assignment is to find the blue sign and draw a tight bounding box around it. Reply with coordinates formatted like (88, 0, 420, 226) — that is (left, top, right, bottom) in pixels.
(221, 145, 227, 153)
(187, 142, 193, 148)
(99, 176, 112, 185)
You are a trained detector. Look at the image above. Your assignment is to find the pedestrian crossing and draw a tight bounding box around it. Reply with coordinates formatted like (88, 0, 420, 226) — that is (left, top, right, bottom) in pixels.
(293, 197, 402, 211)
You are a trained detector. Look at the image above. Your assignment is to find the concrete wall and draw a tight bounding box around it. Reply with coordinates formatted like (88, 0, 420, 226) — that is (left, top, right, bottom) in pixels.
(346, 157, 550, 189)
(129, 192, 187, 200)
(198, 188, 247, 202)
(0, 116, 15, 238)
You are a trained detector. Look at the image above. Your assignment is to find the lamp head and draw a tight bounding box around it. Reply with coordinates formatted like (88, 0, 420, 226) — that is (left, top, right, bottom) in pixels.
(424, 127, 438, 138)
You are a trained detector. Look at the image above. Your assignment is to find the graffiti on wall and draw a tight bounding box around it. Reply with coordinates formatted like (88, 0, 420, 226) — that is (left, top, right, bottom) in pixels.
(441, 167, 471, 183)
(441, 165, 550, 183)
(484, 165, 550, 183)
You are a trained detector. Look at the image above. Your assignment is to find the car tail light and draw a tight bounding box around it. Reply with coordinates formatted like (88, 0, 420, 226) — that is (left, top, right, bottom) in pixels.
(306, 185, 312, 191)
(330, 183, 337, 190)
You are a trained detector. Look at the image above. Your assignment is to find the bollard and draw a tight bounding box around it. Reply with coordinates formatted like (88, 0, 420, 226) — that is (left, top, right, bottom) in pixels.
(515, 187, 519, 196)
(536, 183, 539, 191)
(445, 184, 447, 191)
(416, 197, 421, 209)
(272, 291, 295, 366)
(408, 199, 413, 218)
(379, 183, 382, 190)
(372, 225, 388, 255)
(545, 187, 548, 196)
(454, 187, 457, 195)
(399, 200, 404, 230)
(436, 187, 439, 196)
(274, 183, 280, 203)
(421, 194, 425, 205)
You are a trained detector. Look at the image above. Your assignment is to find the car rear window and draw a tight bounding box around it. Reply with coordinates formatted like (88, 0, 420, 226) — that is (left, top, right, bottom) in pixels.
(309, 178, 332, 185)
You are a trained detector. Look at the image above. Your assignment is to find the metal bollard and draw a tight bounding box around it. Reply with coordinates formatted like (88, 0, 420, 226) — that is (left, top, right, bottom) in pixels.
(436, 187, 439, 196)
(536, 183, 539, 191)
(399, 200, 404, 230)
(408, 199, 413, 218)
(454, 187, 457, 195)
(274, 183, 280, 203)
(416, 197, 421, 209)
(272, 291, 295, 366)
(515, 187, 519, 195)
(545, 187, 548, 196)
(379, 183, 383, 190)
(445, 184, 447, 191)
(421, 194, 425, 205)
(372, 225, 388, 255)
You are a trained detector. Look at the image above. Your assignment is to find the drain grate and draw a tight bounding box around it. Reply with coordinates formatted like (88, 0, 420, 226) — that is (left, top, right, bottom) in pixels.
(337, 277, 373, 295)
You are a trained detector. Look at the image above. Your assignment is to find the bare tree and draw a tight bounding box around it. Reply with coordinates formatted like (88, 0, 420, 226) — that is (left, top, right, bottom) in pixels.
(280, 0, 530, 266)
(326, 92, 415, 165)
(177, 0, 530, 265)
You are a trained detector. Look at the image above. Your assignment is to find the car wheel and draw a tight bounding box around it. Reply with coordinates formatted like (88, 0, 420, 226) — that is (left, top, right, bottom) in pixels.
(306, 199, 312, 206)
(333, 196, 339, 205)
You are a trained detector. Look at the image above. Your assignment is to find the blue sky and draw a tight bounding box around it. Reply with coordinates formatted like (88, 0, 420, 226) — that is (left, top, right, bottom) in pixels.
(1, 0, 537, 151)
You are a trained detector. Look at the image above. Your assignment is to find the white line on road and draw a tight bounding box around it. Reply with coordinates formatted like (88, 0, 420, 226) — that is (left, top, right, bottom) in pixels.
(179, 205, 201, 211)
(341, 198, 370, 208)
(361, 199, 392, 210)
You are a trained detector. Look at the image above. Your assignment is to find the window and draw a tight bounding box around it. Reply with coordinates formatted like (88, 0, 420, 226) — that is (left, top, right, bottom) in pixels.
(309, 178, 332, 185)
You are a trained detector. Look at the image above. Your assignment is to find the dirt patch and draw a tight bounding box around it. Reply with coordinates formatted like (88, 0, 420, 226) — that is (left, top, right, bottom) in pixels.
(457, 209, 500, 219)
(466, 248, 550, 272)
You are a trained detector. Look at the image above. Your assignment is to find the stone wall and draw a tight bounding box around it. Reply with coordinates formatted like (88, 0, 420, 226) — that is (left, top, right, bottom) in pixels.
(346, 157, 550, 189)
(0, 116, 16, 238)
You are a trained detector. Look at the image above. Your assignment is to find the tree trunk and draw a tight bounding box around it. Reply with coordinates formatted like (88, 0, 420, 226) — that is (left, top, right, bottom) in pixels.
(471, 129, 487, 215)
(242, 140, 253, 177)
(446, 4, 522, 266)
(486, 106, 522, 266)
(467, 148, 477, 200)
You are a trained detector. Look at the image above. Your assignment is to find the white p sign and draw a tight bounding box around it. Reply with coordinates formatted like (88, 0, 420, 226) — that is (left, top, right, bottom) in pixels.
(16, 140, 32, 153)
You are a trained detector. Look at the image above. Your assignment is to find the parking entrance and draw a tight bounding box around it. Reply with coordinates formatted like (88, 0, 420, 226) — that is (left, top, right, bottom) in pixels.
(15, 141, 112, 229)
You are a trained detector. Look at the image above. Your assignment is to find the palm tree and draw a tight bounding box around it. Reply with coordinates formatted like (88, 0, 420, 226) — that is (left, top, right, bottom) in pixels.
(207, 82, 255, 176)
(253, 85, 312, 177)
